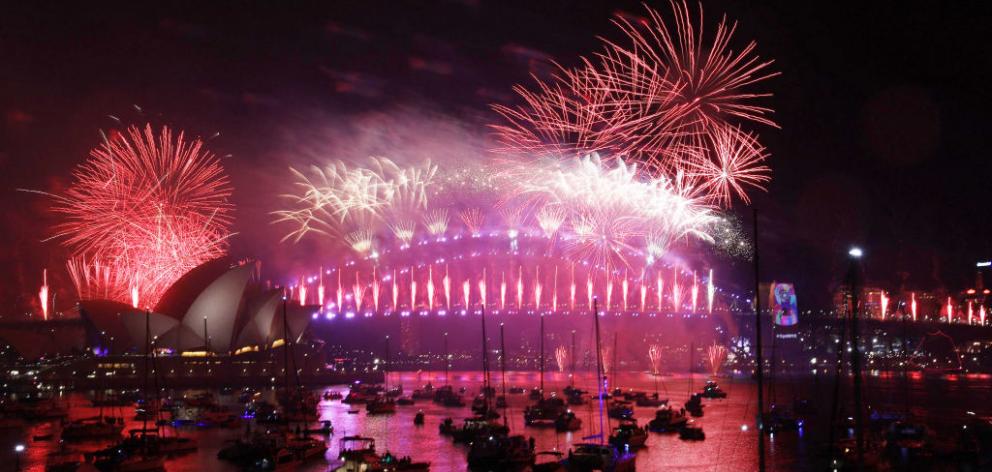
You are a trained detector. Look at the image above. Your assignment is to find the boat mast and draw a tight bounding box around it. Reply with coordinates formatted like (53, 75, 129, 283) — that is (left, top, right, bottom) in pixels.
(481, 307, 490, 411)
(593, 297, 605, 444)
(753, 208, 766, 472)
(444, 332, 449, 386)
(384, 335, 390, 391)
(612, 333, 618, 393)
(848, 253, 865, 466)
(570, 330, 576, 387)
(143, 309, 151, 441)
(539, 313, 545, 397)
(282, 298, 290, 400)
(500, 322, 509, 427)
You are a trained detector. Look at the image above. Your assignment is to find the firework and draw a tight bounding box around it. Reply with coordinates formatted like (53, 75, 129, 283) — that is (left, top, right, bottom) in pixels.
(504, 154, 717, 270)
(555, 345, 569, 372)
(492, 1, 776, 204)
(275, 157, 437, 248)
(39, 269, 49, 320)
(536, 205, 566, 238)
(49, 124, 233, 307)
(706, 343, 727, 377)
(423, 208, 449, 236)
(458, 207, 485, 235)
(389, 220, 416, 245)
(647, 344, 662, 375)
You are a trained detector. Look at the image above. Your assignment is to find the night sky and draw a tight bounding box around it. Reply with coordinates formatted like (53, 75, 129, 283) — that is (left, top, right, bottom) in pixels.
(2, 1, 990, 311)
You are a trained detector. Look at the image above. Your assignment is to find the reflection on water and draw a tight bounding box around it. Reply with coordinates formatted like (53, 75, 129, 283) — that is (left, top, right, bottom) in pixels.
(2, 370, 990, 471)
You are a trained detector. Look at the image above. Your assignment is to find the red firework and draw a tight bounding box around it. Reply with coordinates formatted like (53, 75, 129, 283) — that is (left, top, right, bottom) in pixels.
(53, 124, 233, 307)
(492, 1, 777, 206)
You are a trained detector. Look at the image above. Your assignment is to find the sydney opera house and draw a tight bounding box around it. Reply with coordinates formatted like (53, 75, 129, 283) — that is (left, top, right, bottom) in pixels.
(1, 259, 380, 389)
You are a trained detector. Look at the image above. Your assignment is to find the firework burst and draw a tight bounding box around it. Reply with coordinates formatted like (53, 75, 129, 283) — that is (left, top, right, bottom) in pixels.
(492, 1, 777, 205)
(706, 343, 728, 377)
(555, 345, 569, 373)
(648, 344, 662, 375)
(43, 124, 233, 307)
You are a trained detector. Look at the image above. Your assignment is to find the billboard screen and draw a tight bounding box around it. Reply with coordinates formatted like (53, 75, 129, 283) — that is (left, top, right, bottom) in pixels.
(769, 282, 798, 326)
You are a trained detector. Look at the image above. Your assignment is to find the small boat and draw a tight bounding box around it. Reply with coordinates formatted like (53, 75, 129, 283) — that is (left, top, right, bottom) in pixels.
(563, 443, 636, 472)
(700, 380, 728, 399)
(648, 406, 688, 433)
(366, 396, 397, 415)
(439, 417, 455, 435)
(411, 384, 435, 400)
(305, 420, 334, 435)
(323, 390, 343, 401)
(61, 416, 124, 441)
(685, 393, 704, 417)
(554, 410, 582, 432)
(525, 396, 567, 426)
(609, 419, 648, 450)
(508, 386, 525, 395)
(529, 388, 543, 401)
(397, 397, 415, 406)
(634, 392, 668, 407)
(606, 401, 634, 420)
(197, 405, 241, 428)
(414, 411, 425, 426)
(286, 434, 328, 461)
(763, 404, 802, 433)
(332, 437, 430, 471)
(679, 423, 706, 441)
(343, 391, 370, 404)
(495, 396, 508, 409)
(451, 417, 510, 444)
(467, 434, 535, 471)
(347, 409, 360, 415)
(33, 432, 54, 441)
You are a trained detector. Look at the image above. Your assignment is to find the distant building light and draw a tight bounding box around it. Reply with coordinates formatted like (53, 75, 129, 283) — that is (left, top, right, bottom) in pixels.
(978, 261, 992, 267)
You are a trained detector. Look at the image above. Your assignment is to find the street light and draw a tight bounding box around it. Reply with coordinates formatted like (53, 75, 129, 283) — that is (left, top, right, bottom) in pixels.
(15, 444, 25, 471)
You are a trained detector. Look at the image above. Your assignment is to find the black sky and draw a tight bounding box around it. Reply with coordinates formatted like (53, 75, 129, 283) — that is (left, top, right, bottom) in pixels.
(2, 0, 990, 311)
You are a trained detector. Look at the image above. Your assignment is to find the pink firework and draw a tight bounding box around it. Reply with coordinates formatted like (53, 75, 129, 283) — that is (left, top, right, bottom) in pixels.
(492, 1, 776, 206)
(52, 124, 233, 307)
(39, 269, 49, 320)
(706, 343, 727, 377)
(555, 345, 569, 373)
(647, 344, 662, 375)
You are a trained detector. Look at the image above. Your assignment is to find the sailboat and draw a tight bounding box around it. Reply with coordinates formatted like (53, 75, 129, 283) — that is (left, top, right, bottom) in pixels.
(564, 298, 635, 472)
(367, 337, 397, 415)
(525, 314, 567, 426)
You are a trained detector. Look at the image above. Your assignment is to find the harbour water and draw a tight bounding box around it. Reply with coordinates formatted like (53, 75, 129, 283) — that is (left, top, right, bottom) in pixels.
(2, 370, 989, 471)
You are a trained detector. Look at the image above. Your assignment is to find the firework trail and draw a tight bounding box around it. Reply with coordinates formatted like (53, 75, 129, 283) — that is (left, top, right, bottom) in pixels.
(423, 208, 450, 236)
(555, 345, 569, 373)
(648, 344, 662, 375)
(39, 269, 49, 320)
(47, 124, 233, 307)
(458, 207, 485, 235)
(706, 343, 727, 377)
